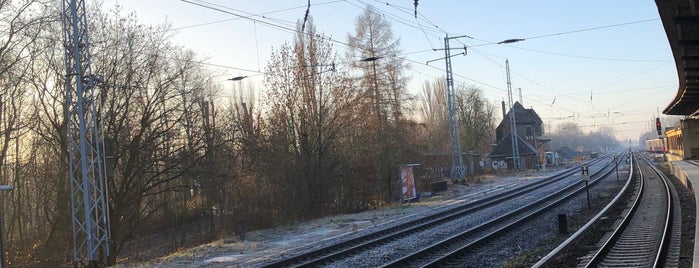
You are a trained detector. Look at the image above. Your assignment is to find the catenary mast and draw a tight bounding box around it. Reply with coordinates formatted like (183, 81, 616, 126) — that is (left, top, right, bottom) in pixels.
(506, 59, 520, 170)
(442, 34, 467, 181)
(61, 0, 111, 265)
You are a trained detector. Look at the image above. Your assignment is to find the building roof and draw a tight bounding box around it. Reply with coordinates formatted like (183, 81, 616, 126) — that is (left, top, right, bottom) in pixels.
(496, 102, 543, 133)
(556, 146, 582, 161)
(488, 132, 538, 158)
(504, 102, 543, 124)
(495, 101, 545, 143)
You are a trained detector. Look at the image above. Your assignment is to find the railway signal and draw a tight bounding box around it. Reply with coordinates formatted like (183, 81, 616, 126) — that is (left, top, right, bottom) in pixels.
(656, 117, 662, 135)
(581, 165, 589, 180)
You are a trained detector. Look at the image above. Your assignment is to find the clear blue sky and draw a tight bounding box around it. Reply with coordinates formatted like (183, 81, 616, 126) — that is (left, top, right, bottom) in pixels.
(103, 0, 676, 142)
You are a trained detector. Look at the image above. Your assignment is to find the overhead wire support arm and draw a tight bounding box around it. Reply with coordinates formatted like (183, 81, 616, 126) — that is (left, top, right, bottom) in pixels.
(446, 34, 474, 41)
(426, 47, 466, 65)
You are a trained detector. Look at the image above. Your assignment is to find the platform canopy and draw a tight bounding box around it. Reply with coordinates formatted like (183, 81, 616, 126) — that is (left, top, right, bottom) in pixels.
(657, 0, 699, 115)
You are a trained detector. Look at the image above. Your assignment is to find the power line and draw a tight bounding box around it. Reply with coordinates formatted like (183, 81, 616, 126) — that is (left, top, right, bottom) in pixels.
(470, 18, 661, 47)
(562, 85, 675, 98)
(527, 18, 660, 40)
(162, 55, 267, 74)
(466, 44, 674, 118)
(406, 56, 580, 115)
(465, 47, 611, 119)
(353, 0, 443, 35)
(606, 87, 673, 111)
(591, 61, 673, 93)
(367, 0, 443, 49)
(170, 1, 666, 72)
(180, 0, 412, 58)
(177, 0, 660, 122)
(469, 47, 590, 105)
(180, 0, 304, 35)
(165, 0, 329, 32)
(368, 0, 471, 48)
(493, 45, 672, 62)
(177, 0, 443, 69)
(357, 2, 670, 117)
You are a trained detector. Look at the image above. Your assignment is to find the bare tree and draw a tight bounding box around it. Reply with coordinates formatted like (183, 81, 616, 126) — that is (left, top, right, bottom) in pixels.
(85, 8, 214, 263)
(263, 17, 356, 219)
(0, 1, 65, 265)
(347, 5, 409, 203)
(417, 78, 448, 153)
(456, 85, 497, 154)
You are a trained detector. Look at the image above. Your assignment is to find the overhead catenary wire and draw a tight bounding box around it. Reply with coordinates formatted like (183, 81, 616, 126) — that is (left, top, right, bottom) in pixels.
(357, 1, 592, 116)
(177, 0, 667, 76)
(466, 44, 674, 119)
(31, 32, 268, 76)
(494, 44, 672, 62)
(349, 1, 671, 107)
(590, 61, 673, 93)
(467, 50, 594, 120)
(343, 0, 444, 39)
(469, 18, 661, 47)
(176, 0, 668, 129)
(368, 0, 440, 49)
(177, 0, 446, 71)
(403, 56, 580, 115)
(526, 18, 660, 40)
(469, 47, 590, 105)
(180, 0, 313, 36)
(179, 0, 433, 61)
(368, 0, 469, 47)
(174, 0, 669, 66)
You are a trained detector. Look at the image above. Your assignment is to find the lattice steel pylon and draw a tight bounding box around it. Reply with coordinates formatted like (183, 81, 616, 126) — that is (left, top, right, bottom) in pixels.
(61, 0, 111, 265)
(443, 35, 466, 181)
(505, 59, 520, 170)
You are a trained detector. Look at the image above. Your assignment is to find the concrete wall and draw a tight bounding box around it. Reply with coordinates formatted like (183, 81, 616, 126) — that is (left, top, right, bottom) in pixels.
(669, 160, 693, 191)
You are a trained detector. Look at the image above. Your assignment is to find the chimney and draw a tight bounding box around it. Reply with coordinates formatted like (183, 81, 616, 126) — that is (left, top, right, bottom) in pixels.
(501, 100, 507, 119)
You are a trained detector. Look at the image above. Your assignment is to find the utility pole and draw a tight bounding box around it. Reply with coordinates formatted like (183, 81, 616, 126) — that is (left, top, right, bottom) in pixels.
(428, 34, 468, 182)
(61, 0, 111, 266)
(506, 59, 520, 170)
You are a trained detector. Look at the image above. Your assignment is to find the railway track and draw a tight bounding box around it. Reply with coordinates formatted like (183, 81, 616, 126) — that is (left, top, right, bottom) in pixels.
(261, 157, 613, 267)
(534, 152, 681, 267)
(582, 154, 676, 267)
(378, 154, 626, 267)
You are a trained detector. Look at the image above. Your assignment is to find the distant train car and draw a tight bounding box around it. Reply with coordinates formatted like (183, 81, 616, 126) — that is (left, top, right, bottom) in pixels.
(645, 138, 666, 153)
(666, 119, 699, 160)
(666, 127, 683, 160)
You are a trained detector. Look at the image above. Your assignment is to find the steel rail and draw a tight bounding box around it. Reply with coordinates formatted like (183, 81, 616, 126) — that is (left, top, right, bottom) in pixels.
(380, 153, 624, 267)
(532, 152, 634, 267)
(262, 158, 608, 268)
(583, 154, 671, 267)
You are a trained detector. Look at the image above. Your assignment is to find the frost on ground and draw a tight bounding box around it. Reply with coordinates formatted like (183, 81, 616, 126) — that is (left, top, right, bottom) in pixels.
(114, 171, 555, 268)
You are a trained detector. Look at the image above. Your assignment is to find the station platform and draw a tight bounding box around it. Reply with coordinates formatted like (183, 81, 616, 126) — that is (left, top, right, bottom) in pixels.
(667, 160, 699, 266)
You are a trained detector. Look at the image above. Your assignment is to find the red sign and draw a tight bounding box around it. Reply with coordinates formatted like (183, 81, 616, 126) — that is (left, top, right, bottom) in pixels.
(400, 165, 417, 201)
